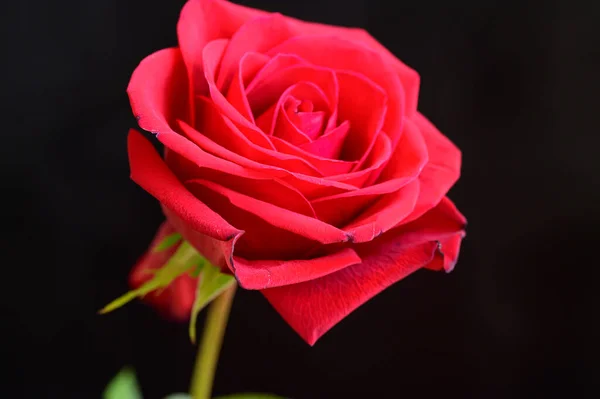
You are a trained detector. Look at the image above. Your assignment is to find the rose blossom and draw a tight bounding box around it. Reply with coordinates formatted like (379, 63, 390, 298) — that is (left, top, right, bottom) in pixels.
(127, 0, 466, 345)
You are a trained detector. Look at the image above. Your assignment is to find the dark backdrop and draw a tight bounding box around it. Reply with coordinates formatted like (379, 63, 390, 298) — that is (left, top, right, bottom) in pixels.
(2, 0, 598, 397)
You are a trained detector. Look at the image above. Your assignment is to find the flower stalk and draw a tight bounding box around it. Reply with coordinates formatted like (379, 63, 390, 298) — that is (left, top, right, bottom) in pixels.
(190, 282, 237, 399)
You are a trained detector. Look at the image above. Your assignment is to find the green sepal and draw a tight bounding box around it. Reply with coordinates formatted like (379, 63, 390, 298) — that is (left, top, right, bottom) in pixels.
(153, 232, 182, 252)
(103, 367, 142, 399)
(189, 260, 236, 343)
(100, 241, 202, 314)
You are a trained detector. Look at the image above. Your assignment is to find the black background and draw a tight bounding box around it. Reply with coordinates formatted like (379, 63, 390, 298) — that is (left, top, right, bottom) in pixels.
(2, 0, 598, 397)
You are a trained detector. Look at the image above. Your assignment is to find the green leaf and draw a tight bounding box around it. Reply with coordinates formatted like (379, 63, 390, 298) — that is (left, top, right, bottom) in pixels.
(214, 396, 285, 399)
(163, 395, 191, 399)
(153, 232, 182, 252)
(189, 260, 236, 343)
(103, 367, 142, 399)
(188, 261, 205, 278)
(100, 241, 202, 314)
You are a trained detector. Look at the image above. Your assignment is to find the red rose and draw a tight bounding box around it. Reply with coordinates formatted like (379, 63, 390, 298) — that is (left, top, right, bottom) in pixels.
(127, 0, 466, 345)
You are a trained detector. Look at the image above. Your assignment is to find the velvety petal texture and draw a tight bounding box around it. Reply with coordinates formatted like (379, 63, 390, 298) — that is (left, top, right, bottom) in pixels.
(126, 0, 466, 345)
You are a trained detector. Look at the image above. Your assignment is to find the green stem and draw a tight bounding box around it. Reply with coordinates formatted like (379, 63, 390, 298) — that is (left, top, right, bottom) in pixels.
(190, 282, 237, 399)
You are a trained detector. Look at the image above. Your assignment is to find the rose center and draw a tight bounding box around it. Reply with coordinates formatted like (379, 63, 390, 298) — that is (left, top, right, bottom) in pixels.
(283, 97, 324, 140)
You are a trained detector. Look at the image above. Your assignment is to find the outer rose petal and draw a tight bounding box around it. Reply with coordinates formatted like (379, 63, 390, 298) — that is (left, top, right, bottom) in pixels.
(128, 222, 196, 321)
(399, 196, 466, 272)
(233, 248, 361, 289)
(338, 29, 421, 117)
(262, 240, 440, 345)
(402, 112, 462, 224)
(128, 129, 243, 243)
(262, 197, 466, 345)
(127, 47, 189, 137)
(177, 0, 266, 95)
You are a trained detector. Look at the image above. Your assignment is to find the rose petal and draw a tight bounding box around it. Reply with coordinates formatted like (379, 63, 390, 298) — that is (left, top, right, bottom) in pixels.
(129, 129, 244, 272)
(125, 41, 357, 198)
(216, 13, 296, 91)
(203, 39, 276, 150)
(169, 111, 359, 200)
(246, 53, 308, 93)
(299, 120, 350, 159)
(401, 112, 462, 224)
(312, 118, 428, 225)
(339, 28, 421, 117)
(181, 179, 345, 260)
(191, 95, 324, 177)
(343, 179, 420, 242)
(271, 135, 357, 176)
(335, 70, 387, 163)
(370, 117, 428, 185)
(262, 238, 440, 345)
(327, 131, 392, 188)
(246, 63, 339, 122)
(177, 118, 361, 201)
(177, 0, 265, 95)
(268, 35, 405, 148)
(257, 98, 311, 144)
(255, 81, 330, 143)
(233, 248, 361, 289)
(431, 233, 464, 272)
(185, 179, 349, 245)
(396, 196, 466, 273)
(128, 128, 243, 243)
(262, 196, 465, 344)
(266, 16, 420, 117)
(176, 119, 318, 218)
(127, 48, 189, 136)
(225, 52, 270, 123)
(290, 110, 325, 139)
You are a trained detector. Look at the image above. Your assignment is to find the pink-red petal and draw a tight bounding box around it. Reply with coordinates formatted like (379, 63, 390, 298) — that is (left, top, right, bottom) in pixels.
(234, 248, 361, 289)
(401, 113, 462, 224)
(216, 13, 296, 91)
(127, 48, 189, 137)
(185, 179, 349, 245)
(262, 239, 440, 345)
(396, 196, 466, 273)
(176, 120, 318, 218)
(342, 179, 420, 242)
(268, 35, 405, 149)
(299, 121, 350, 159)
(176, 0, 265, 95)
(191, 95, 325, 177)
(335, 70, 387, 163)
(202, 39, 276, 150)
(271, 135, 357, 176)
(128, 128, 243, 242)
(225, 52, 270, 122)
